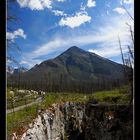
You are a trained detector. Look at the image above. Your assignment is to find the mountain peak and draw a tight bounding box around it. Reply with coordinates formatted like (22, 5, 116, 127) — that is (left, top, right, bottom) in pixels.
(13, 67, 28, 75)
(63, 46, 86, 54)
(69, 46, 79, 49)
(66, 46, 82, 52)
(58, 46, 84, 58)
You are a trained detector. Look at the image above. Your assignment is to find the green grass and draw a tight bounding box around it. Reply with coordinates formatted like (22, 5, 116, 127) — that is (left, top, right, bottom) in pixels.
(7, 95, 39, 109)
(7, 93, 90, 138)
(7, 105, 37, 139)
(93, 87, 131, 104)
(7, 86, 131, 138)
(36, 93, 89, 110)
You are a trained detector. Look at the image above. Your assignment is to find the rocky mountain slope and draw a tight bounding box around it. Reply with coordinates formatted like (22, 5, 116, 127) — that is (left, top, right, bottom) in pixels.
(8, 46, 128, 91)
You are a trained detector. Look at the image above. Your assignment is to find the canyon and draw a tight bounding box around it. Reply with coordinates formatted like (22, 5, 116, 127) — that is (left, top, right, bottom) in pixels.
(20, 101, 133, 140)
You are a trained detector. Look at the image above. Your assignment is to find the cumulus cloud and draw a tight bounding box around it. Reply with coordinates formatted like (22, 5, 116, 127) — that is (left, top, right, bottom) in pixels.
(16, 0, 28, 7)
(80, 2, 86, 11)
(28, 0, 44, 10)
(87, 0, 96, 8)
(17, 0, 68, 17)
(113, 7, 126, 14)
(7, 29, 26, 42)
(17, 0, 52, 10)
(41, 0, 53, 9)
(59, 12, 91, 28)
(52, 10, 67, 16)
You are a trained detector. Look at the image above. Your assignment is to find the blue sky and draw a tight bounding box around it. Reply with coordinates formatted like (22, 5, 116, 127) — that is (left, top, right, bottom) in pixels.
(7, 0, 134, 69)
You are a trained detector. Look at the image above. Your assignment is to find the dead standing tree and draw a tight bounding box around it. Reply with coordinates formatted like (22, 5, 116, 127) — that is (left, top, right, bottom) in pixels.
(125, 6, 134, 105)
(118, 5, 134, 105)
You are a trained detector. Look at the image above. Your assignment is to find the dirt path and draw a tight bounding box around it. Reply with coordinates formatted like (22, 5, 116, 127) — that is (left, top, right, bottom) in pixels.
(7, 97, 43, 114)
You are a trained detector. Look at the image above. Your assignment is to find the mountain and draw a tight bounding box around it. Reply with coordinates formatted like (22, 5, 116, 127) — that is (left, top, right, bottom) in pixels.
(13, 67, 28, 75)
(7, 66, 14, 74)
(8, 46, 127, 91)
(7, 66, 28, 77)
(7, 66, 14, 77)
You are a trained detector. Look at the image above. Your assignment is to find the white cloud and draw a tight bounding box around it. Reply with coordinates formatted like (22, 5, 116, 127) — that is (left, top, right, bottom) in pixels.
(123, 0, 134, 4)
(59, 12, 91, 28)
(20, 60, 28, 64)
(20, 59, 42, 68)
(88, 46, 128, 58)
(7, 29, 26, 42)
(32, 38, 65, 56)
(16, 0, 28, 7)
(88, 49, 93, 52)
(41, 0, 52, 9)
(87, 0, 96, 8)
(52, 10, 67, 16)
(87, 16, 133, 58)
(113, 7, 126, 14)
(20, 14, 133, 68)
(80, 3, 86, 11)
(28, 0, 44, 10)
(17, 0, 52, 10)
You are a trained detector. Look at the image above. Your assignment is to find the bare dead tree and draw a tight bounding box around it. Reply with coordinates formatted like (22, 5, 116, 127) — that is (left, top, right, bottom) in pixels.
(118, 36, 125, 66)
(118, 37, 133, 104)
(121, 5, 134, 21)
(127, 45, 134, 60)
(126, 23, 134, 45)
(118, 4, 134, 104)
(124, 53, 132, 70)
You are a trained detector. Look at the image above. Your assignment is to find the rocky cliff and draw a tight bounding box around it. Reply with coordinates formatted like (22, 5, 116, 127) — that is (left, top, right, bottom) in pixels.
(20, 102, 133, 140)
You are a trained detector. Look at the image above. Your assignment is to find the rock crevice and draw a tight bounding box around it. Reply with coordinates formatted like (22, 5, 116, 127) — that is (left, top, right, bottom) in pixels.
(21, 102, 133, 140)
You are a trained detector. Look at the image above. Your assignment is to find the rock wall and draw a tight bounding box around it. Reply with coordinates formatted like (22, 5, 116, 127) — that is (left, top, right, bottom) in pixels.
(21, 102, 85, 140)
(21, 102, 133, 140)
(84, 104, 133, 140)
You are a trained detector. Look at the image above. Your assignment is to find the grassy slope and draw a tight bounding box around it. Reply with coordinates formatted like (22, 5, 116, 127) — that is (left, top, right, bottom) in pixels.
(7, 86, 131, 138)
